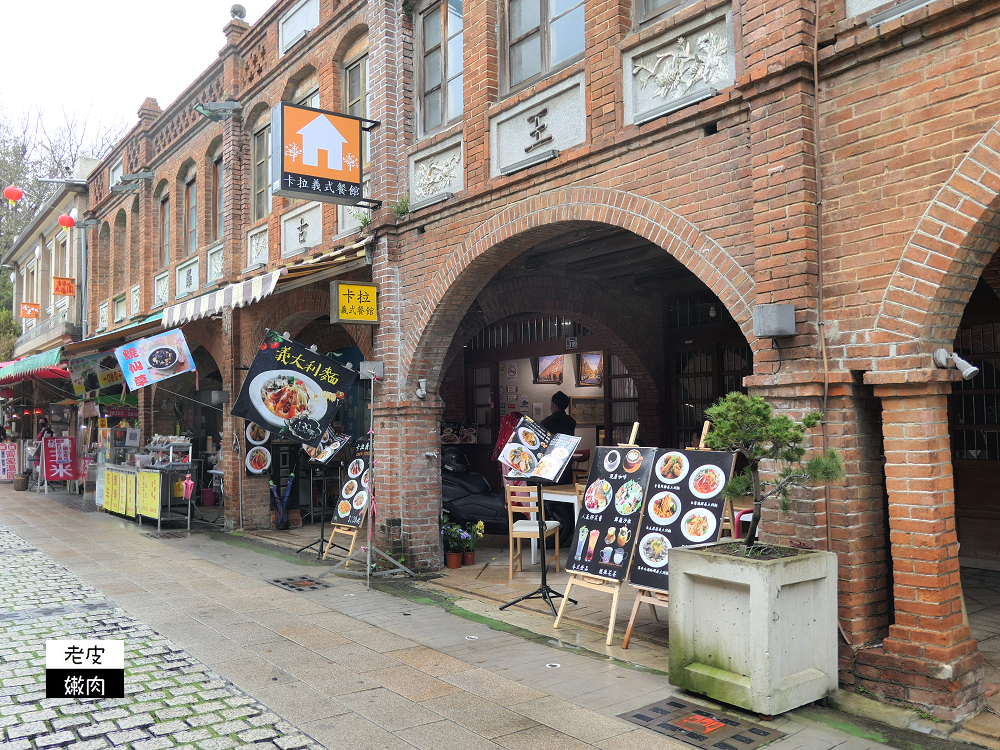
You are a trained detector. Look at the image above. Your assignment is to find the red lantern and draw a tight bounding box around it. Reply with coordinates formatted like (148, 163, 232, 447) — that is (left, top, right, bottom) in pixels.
(58, 214, 75, 230)
(3, 186, 23, 206)
(2, 388, 13, 399)
(34, 408, 43, 415)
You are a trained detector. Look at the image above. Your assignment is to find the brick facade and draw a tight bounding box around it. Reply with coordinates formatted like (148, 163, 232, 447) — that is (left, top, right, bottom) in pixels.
(80, 0, 1000, 720)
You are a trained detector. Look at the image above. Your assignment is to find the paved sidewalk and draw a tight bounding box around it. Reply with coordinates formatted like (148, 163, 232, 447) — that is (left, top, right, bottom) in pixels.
(0, 488, 900, 750)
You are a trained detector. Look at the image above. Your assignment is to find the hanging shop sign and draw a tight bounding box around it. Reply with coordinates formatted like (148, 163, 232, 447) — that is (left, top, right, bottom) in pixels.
(627, 449, 736, 593)
(304, 428, 352, 465)
(271, 102, 374, 206)
(42, 436, 78, 481)
(68, 351, 125, 395)
(52, 277, 76, 296)
(231, 330, 360, 447)
(331, 281, 378, 324)
(567, 446, 657, 581)
(0, 443, 19, 481)
(20, 303, 40, 319)
(114, 329, 195, 392)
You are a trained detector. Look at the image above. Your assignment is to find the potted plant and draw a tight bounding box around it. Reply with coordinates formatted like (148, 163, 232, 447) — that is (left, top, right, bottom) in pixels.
(463, 521, 484, 565)
(441, 518, 467, 569)
(668, 392, 844, 716)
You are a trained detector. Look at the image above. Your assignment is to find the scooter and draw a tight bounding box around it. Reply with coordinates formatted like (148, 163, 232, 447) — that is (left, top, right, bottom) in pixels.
(441, 447, 574, 545)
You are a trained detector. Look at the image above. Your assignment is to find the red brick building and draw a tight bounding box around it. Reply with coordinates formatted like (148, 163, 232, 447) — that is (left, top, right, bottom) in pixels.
(81, 0, 1000, 720)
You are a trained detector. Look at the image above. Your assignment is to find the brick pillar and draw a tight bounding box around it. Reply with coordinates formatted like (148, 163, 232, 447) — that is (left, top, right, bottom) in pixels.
(371, 399, 444, 571)
(850, 382, 983, 721)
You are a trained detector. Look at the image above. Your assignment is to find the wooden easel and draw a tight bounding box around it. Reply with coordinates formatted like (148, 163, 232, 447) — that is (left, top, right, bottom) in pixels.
(554, 573, 623, 645)
(323, 524, 360, 565)
(553, 422, 641, 646)
(622, 587, 668, 649)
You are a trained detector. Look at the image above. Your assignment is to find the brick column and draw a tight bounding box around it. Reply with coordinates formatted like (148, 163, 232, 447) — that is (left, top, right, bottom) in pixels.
(853, 382, 983, 721)
(371, 399, 444, 571)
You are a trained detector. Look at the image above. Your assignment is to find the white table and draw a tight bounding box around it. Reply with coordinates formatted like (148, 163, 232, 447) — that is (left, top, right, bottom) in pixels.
(529, 484, 580, 565)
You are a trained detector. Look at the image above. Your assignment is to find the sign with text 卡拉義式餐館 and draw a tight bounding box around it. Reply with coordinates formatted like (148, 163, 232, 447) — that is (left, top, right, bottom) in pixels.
(331, 281, 378, 324)
(271, 102, 370, 206)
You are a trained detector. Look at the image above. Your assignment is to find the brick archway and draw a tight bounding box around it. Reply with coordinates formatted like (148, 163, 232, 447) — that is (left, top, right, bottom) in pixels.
(871, 122, 1000, 362)
(403, 186, 755, 388)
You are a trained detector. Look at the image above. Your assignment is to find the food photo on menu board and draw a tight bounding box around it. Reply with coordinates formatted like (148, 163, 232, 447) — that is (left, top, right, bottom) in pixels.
(497, 416, 581, 481)
(336, 451, 370, 528)
(627, 449, 736, 592)
(566, 446, 657, 581)
(231, 330, 359, 447)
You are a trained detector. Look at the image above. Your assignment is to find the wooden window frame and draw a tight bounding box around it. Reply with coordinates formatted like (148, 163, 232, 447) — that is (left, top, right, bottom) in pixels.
(419, 0, 464, 135)
(502, 0, 585, 93)
(158, 197, 170, 268)
(212, 158, 224, 243)
(252, 125, 271, 222)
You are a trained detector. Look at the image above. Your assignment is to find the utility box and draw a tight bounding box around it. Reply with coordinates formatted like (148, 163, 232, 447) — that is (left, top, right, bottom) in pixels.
(752, 304, 796, 337)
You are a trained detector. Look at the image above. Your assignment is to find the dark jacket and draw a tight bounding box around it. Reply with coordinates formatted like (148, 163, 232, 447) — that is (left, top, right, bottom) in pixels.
(540, 410, 577, 437)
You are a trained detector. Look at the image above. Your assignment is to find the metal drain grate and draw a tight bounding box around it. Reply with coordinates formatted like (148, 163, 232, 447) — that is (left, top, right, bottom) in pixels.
(143, 532, 187, 539)
(268, 576, 331, 592)
(620, 698, 784, 749)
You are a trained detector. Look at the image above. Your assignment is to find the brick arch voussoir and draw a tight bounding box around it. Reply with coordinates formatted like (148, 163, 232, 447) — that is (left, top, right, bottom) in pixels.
(403, 187, 754, 386)
(873, 122, 1000, 361)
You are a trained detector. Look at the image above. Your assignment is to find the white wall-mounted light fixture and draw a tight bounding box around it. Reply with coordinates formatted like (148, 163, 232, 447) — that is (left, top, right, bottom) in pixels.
(415, 378, 428, 400)
(933, 348, 979, 380)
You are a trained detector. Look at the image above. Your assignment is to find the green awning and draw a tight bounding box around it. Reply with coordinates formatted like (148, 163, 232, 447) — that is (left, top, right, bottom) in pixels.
(0, 347, 64, 382)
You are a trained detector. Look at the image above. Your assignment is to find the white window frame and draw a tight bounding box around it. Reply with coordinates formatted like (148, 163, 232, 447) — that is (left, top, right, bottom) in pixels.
(113, 296, 127, 323)
(109, 158, 124, 186)
(279, 0, 320, 55)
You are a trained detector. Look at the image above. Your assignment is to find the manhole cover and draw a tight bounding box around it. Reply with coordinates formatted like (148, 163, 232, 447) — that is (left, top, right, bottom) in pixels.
(143, 532, 186, 539)
(620, 698, 785, 749)
(268, 577, 331, 592)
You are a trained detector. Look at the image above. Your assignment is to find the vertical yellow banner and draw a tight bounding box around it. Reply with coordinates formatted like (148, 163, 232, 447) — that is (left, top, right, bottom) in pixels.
(125, 473, 136, 518)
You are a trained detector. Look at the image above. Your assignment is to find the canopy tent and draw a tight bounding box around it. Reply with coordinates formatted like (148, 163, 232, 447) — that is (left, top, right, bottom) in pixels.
(0, 348, 68, 385)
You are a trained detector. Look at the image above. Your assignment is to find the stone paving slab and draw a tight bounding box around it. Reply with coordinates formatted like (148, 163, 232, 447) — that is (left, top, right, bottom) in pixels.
(0, 489, 904, 750)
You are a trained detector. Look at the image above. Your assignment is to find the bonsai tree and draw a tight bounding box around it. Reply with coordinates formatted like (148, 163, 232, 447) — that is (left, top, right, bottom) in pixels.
(703, 392, 843, 550)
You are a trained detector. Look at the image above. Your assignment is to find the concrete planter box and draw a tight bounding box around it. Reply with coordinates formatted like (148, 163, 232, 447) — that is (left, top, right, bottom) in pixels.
(668, 542, 838, 716)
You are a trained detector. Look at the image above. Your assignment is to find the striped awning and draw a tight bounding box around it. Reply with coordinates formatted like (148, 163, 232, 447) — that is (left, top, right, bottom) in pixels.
(0, 347, 66, 384)
(163, 268, 287, 328)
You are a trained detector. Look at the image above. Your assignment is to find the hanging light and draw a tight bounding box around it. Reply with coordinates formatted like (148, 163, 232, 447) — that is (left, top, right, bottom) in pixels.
(3, 186, 23, 206)
(58, 214, 75, 231)
(23, 409, 30, 415)
(34, 408, 43, 415)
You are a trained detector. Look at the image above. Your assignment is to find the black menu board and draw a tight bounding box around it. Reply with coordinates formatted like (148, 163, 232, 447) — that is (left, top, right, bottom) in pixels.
(566, 446, 657, 581)
(335, 442, 370, 529)
(497, 416, 580, 481)
(627, 449, 736, 592)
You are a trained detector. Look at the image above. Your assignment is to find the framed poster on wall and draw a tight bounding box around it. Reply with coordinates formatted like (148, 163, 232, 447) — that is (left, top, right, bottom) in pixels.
(532, 355, 564, 384)
(576, 352, 603, 386)
(570, 397, 604, 425)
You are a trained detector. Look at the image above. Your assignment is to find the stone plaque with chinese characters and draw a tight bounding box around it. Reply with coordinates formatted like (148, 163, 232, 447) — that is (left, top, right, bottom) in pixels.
(331, 281, 378, 324)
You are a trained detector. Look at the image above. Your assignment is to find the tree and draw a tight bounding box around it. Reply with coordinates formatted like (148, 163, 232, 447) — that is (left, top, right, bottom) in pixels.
(703, 392, 843, 550)
(0, 106, 124, 358)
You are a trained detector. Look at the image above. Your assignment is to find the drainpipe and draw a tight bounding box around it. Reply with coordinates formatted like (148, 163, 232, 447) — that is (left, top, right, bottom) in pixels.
(79, 225, 88, 340)
(811, 10, 833, 555)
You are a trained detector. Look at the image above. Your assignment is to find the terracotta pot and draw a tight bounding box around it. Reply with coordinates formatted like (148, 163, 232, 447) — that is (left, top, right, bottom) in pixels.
(462, 551, 475, 566)
(445, 552, 462, 569)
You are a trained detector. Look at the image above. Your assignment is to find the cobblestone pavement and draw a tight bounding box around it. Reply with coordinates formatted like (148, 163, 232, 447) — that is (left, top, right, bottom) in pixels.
(0, 525, 323, 750)
(0, 489, 900, 750)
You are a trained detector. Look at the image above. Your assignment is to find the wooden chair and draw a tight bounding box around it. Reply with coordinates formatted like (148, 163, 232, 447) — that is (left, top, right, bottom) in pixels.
(506, 485, 561, 580)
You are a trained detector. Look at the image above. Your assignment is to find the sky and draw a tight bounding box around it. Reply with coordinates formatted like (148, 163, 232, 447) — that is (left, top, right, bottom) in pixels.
(2, 1, 271, 136)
